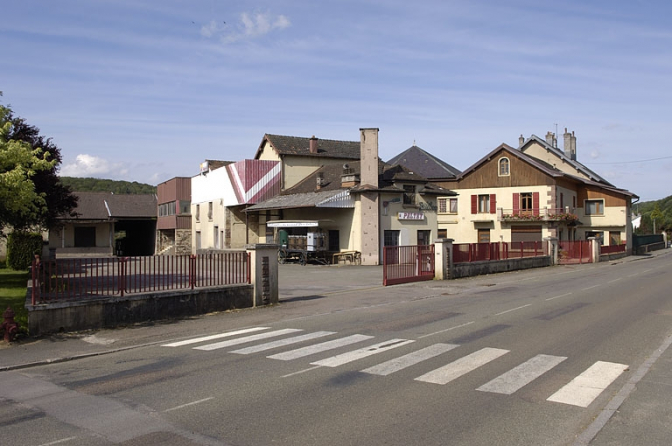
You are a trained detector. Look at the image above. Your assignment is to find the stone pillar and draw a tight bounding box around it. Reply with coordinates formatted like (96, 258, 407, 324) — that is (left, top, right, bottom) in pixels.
(588, 237, 600, 263)
(246, 244, 279, 307)
(434, 238, 454, 280)
(545, 237, 558, 265)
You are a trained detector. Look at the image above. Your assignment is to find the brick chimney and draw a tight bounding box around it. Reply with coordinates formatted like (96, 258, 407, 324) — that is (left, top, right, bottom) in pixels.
(309, 135, 318, 154)
(316, 172, 324, 190)
(519, 134, 525, 147)
(563, 128, 577, 160)
(546, 131, 557, 148)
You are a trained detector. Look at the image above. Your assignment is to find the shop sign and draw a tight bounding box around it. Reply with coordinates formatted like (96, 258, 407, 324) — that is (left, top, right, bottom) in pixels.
(398, 212, 425, 221)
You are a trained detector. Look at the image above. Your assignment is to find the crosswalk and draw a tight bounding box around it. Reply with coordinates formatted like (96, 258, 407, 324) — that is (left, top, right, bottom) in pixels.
(162, 327, 628, 408)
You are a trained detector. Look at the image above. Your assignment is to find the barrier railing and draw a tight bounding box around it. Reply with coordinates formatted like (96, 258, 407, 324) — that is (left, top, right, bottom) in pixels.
(600, 243, 626, 255)
(383, 245, 435, 286)
(31, 252, 250, 304)
(453, 242, 547, 263)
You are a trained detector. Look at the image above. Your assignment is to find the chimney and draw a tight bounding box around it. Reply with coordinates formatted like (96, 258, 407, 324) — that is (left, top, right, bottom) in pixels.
(563, 128, 576, 160)
(360, 128, 379, 187)
(309, 135, 318, 154)
(340, 163, 360, 187)
(316, 172, 324, 190)
(546, 131, 556, 148)
(519, 134, 525, 147)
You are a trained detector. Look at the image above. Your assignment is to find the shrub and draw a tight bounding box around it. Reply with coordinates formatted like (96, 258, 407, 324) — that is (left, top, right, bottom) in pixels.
(7, 232, 43, 270)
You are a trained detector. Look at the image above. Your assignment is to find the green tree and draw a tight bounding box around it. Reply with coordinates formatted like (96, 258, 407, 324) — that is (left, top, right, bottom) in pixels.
(0, 104, 57, 236)
(650, 204, 664, 234)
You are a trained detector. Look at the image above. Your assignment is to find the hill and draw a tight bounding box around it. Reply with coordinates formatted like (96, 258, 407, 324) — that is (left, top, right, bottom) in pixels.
(59, 177, 156, 195)
(634, 195, 672, 234)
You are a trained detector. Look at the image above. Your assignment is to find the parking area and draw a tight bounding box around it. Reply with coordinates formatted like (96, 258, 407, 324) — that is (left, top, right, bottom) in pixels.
(278, 264, 384, 301)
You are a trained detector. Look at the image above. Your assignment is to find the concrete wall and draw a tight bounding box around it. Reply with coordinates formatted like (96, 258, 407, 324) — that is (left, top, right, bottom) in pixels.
(27, 285, 253, 335)
(452, 256, 552, 279)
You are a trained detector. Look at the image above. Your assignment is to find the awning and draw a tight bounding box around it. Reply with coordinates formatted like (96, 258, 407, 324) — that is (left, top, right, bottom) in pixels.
(266, 220, 321, 228)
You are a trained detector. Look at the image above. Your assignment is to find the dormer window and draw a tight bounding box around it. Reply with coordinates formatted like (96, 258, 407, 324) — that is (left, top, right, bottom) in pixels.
(499, 157, 510, 176)
(403, 185, 416, 205)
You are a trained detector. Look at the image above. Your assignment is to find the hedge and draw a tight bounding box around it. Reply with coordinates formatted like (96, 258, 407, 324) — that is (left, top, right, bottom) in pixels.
(7, 232, 43, 270)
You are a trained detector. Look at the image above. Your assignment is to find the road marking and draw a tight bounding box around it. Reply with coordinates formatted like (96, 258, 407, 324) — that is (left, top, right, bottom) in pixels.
(268, 334, 374, 361)
(362, 343, 459, 376)
(194, 329, 302, 351)
(161, 327, 270, 347)
(415, 348, 509, 385)
(282, 365, 322, 378)
(418, 321, 475, 339)
(495, 304, 532, 316)
(230, 331, 336, 354)
(38, 438, 77, 446)
(545, 292, 572, 301)
(607, 278, 622, 284)
(164, 397, 214, 412)
(582, 285, 599, 291)
(477, 354, 567, 395)
(310, 339, 414, 367)
(547, 361, 629, 407)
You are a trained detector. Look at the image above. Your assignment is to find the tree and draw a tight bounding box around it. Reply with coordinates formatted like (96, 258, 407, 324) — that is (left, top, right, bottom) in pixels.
(650, 204, 664, 234)
(0, 102, 76, 235)
(0, 102, 77, 235)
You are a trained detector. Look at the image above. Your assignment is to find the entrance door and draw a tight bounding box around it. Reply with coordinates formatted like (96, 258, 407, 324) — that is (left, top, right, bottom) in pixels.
(478, 229, 490, 243)
(417, 230, 431, 246)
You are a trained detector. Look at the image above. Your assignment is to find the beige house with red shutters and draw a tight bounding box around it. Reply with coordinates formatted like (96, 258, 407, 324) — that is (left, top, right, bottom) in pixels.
(435, 131, 637, 251)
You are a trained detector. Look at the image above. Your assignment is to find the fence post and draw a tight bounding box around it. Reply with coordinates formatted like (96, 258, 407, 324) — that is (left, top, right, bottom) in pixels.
(434, 239, 453, 280)
(545, 237, 558, 265)
(189, 255, 196, 289)
(31, 255, 40, 305)
(118, 257, 127, 297)
(588, 237, 600, 263)
(246, 244, 279, 307)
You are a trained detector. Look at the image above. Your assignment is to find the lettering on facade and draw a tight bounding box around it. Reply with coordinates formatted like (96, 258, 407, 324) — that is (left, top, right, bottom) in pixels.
(398, 212, 425, 221)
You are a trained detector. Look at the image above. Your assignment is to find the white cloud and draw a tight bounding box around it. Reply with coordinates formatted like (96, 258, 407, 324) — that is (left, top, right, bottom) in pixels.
(203, 11, 291, 44)
(59, 154, 125, 178)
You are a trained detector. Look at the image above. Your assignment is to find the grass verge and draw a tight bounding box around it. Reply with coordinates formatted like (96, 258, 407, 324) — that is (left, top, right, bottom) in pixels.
(0, 266, 29, 332)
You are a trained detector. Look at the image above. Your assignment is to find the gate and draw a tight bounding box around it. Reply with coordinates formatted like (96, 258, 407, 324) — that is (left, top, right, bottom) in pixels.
(558, 241, 592, 264)
(383, 245, 435, 286)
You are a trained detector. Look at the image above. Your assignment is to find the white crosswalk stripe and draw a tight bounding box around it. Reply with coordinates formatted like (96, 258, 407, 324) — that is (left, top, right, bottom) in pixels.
(311, 339, 415, 367)
(547, 361, 628, 407)
(161, 327, 270, 347)
(415, 347, 510, 385)
(477, 354, 567, 395)
(230, 331, 336, 354)
(362, 343, 459, 376)
(268, 334, 374, 361)
(193, 328, 303, 351)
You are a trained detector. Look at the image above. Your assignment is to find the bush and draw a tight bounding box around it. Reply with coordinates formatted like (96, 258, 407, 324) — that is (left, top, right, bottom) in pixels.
(7, 232, 43, 270)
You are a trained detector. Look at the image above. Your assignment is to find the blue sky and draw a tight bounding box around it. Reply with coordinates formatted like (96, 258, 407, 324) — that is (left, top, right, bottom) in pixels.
(2, 0, 671, 201)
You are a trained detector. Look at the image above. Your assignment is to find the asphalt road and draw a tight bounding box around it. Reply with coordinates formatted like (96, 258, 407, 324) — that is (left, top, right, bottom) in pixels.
(2, 252, 671, 445)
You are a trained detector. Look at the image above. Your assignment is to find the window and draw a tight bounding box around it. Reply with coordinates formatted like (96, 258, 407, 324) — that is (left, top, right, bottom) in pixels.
(179, 200, 190, 215)
(418, 230, 431, 246)
(520, 193, 533, 211)
(208, 202, 213, 221)
(403, 185, 416, 205)
(384, 230, 400, 247)
(478, 194, 490, 213)
(586, 231, 604, 244)
(478, 229, 490, 243)
(438, 229, 447, 238)
(585, 199, 604, 215)
(438, 197, 458, 214)
(158, 201, 176, 217)
(498, 157, 510, 176)
(195, 204, 200, 222)
(609, 231, 621, 245)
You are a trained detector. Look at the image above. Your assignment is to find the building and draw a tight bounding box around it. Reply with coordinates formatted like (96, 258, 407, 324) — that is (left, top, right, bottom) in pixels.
(387, 144, 461, 181)
(435, 131, 637, 251)
(49, 192, 157, 257)
(245, 128, 455, 265)
(156, 177, 192, 255)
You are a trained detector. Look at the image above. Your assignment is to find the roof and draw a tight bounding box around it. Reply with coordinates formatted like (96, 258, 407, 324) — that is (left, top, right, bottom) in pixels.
(65, 192, 157, 220)
(246, 159, 455, 212)
(458, 144, 638, 198)
(387, 145, 461, 180)
(255, 134, 361, 160)
(519, 135, 612, 186)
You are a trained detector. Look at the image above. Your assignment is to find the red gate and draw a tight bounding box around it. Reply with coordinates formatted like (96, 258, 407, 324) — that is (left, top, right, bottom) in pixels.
(383, 245, 435, 286)
(558, 241, 592, 264)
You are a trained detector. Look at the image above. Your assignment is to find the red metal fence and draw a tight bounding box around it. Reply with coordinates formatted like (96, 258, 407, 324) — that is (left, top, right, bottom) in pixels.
(383, 245, 435, 286)
(558, 241, 592, 264)
(600, 243, 626, 255)
(31, 252, 250, 304)
(452, 241, 547, 263)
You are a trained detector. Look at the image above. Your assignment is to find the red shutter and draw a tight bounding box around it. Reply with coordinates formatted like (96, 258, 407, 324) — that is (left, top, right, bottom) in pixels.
(471, 195, 477, 214)
(533, 192, 540, 216)
(513, 193, 520, 215)
(490, 194, 496, 214)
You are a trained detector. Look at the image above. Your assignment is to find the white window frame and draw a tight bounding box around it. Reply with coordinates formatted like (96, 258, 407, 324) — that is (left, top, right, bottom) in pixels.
(498, 157, 510, 176)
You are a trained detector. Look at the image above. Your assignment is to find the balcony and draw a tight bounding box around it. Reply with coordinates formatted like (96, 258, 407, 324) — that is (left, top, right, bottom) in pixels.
(497, 207, 579, 223)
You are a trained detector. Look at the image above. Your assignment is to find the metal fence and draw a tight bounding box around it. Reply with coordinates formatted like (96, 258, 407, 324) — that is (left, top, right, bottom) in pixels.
(452, 242, 547, 263)
(31, 252, 250, 304)
(558, 241, 592, 264)
(383, 245, 435, 286)
(600, 243, 626, 255)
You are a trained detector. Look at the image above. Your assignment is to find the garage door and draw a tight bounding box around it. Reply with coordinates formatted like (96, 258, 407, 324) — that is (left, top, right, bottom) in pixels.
(511, 225, 542, 243)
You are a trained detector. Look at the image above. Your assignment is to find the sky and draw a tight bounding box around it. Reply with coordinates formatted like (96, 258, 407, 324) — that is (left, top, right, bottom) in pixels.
(2, 0, 672, 202)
